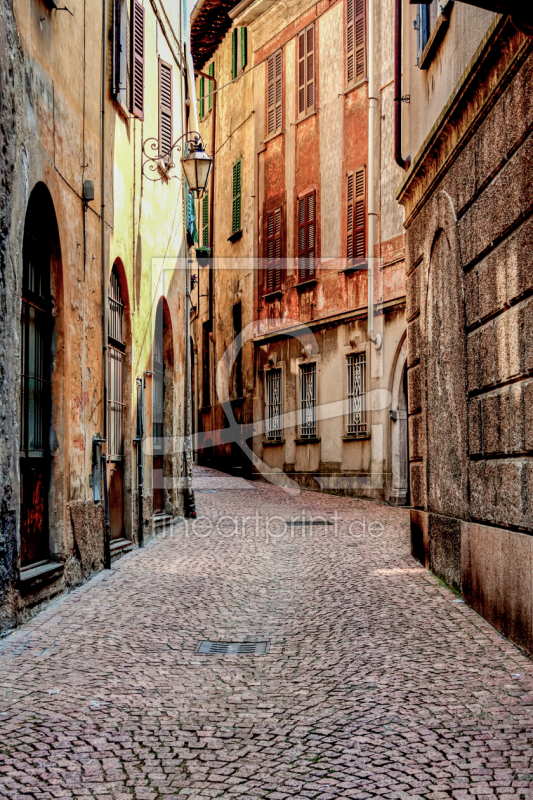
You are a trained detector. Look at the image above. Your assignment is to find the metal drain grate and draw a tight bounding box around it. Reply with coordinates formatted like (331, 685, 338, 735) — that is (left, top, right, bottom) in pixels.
(196, 640, 270, 655)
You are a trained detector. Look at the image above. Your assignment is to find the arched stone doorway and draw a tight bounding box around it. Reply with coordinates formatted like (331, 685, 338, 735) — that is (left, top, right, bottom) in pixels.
(19, 183, 62, 567)
(107, 262, 131, 541)
(390, 333, 409, 506)
(152, 298, 174, 517)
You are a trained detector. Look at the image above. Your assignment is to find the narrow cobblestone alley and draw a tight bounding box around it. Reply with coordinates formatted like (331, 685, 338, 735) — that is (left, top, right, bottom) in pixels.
(2, 468, 533, 800)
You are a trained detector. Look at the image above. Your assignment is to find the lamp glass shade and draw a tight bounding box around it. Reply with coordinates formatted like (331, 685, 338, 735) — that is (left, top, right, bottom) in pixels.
(181, 147, 213, 197)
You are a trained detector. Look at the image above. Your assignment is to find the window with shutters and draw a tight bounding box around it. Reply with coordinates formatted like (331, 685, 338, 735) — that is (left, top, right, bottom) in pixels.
(199, 77, 205, 119)
(347, 352, 367, 435)
(232, 159, 242, 234)
(131, 0, 144, 119)
(241, 27, 248, 70)
(232, 27, 238, 80)
(300, 362, 317, 439)
(416, 1, 453, 68)
(266, 369, 282, 440)
(297, 24, 315, 118)
(208, 63, 214, 111)
(159, 59, 172, 162)
(297, 191, 316, 282)
(346, 0, 366, 86)
(265, 208, 282, 294)
(347, 167, 366, 266)
(201, 193, 209, 248)
(267, 49, 283, 136)
(113, 0, 129, 105)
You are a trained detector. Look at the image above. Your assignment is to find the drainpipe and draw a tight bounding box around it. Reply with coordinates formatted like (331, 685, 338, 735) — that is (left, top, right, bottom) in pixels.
(394, 0, 411, 171)
(101, 0, 111, 570)
(367, 0, 382, 350)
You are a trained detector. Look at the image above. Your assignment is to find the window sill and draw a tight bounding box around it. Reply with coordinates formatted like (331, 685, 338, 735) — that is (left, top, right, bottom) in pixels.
(419, 3, 453, 70)
(263, 438, 285, 446)
(339, 261, 368, 275)
(296, 278, 317, 291)
(263, 290, 283, 301)
(200, 405, 212, 413)
(295, 437, 321, 445)
(114, 96, 133, 120)
(228, 229, 243, 243)
(341, 77, 368, 97)
(342, 434, 371, 441)
(19, 560, 64, 587)
(261, 129, 285, 146)
(294, 108, 318, 126)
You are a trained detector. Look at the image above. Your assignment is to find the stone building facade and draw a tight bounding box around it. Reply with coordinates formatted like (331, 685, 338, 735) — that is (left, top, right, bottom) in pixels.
(398, 4, 533, 652)
(191, 0, 409, 502)
(0, 0, 190, 631)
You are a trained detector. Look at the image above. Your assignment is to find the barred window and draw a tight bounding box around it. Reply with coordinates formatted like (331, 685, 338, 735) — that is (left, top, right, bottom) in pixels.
(347, 352, 366, 435)
(300, 363, 316, 438)
(266, 369, 282, 440)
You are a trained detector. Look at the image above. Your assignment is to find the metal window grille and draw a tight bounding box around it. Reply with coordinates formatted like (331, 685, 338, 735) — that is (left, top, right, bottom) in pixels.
(108, 268, 125, 460)
(266, 369, 282, 440)
(347, 352, 366, 435)
(300, 363, 316, 438)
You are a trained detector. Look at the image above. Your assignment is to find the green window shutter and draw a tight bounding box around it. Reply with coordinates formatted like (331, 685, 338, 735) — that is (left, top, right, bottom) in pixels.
(202, 193, 209, 247)
(232, 28, 238, 79)
(232, 159, 242, 233)
(208, 62, 214, 111)
(241, 27, 247, 70)
(199, 77, 205, 119)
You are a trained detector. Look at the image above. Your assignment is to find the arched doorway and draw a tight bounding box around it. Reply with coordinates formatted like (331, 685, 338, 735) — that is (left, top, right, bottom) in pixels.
(390, 333, 409, 506)
(108, 265, 127, 540)
(152, 298, 174, 516)
(20, 184, 61, 566)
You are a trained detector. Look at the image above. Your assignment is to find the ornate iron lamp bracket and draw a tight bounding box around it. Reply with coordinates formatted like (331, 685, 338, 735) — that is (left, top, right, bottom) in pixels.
(141, 131, 205, 184)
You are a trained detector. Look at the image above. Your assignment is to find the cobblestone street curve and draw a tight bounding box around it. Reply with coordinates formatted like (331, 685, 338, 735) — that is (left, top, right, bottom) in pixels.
(2, 467, 533, 800)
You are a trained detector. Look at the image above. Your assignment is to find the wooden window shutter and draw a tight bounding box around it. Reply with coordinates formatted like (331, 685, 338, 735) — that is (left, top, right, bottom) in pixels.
(348, 168, 365, 263)
(354, 167, 366, 260)
(199, 77, 205, 119)
(266, 208, 282, 292)
(306, 25, 315, 112)
(158, 59, 172, 161)
(232, 159, 242, 233)
(298, 32, 306, 117)
(202, 193, 209, 247)
(298, 192, 316, 281)
(346, 0, 355, 84)
(267, 50, 283, 135)
(131, 0, 145, 119)
(113, 0, 121, 97)
(208, 63, 214, 111)
(241, 27, 247, 70)
(354, 0, 366, 81)
(232, 28, 238, 79)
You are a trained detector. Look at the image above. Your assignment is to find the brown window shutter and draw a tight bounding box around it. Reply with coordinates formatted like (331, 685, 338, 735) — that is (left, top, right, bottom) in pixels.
(355, 0, 366, 81)
(347, 172, 354, 262)
(267, 55, 276, 134)
(159, 59, 172, 161)
(275, 50, 283, 132)
(298, 32, 306, 116)
(298, 192, 316, 281)
(346, 0, 355, 84)
(266, 208, 282, 292)
(306, 24, 315, 112)
(131, 0, 145, 119)
(354, 167, 366, 261)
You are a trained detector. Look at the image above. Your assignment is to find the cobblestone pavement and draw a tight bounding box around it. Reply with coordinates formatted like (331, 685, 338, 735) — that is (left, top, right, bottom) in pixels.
(2, 467, 533, 800)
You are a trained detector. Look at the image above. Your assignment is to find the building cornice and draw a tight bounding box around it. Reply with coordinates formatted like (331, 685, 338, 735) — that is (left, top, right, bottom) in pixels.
(397, 16, 533, 226)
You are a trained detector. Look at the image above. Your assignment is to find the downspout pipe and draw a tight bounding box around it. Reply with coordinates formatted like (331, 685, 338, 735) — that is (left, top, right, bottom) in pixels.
(101, 0, 111, 570)
(367, 0, 381, 350)
(395, 0, 411, 171)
